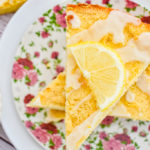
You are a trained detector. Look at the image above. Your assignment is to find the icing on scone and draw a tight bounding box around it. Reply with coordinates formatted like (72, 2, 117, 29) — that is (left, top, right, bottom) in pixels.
(116, 33, 150, 63)
(66, 52, 81, 90)
(67, 11, 81, 29)
(126, 91, 135, 102)
(68, 10, 150, 64)
(0, 0, 6, 5)
(136, 72, 150, 95)
(68, 10, 140, 45)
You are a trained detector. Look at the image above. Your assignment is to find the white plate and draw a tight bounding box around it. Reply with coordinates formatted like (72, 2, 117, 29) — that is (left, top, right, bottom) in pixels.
(1, 0, 150, 150)
(0, 0, 65, 150)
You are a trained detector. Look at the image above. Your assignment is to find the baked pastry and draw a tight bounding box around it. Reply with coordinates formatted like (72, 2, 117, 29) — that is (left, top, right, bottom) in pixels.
(65, 4, 150, 150)
(111, 65, 150, 120)
(36, 65, 150, 122)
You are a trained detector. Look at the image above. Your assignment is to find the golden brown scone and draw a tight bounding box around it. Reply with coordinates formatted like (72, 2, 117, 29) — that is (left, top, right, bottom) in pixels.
(65, 4, 150, 150)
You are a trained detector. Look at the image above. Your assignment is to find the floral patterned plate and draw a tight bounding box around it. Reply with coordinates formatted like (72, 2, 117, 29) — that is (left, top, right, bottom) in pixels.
(11, 0, 150, 149)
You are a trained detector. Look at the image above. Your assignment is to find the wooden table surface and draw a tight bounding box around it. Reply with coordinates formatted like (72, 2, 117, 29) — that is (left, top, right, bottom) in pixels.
(0, 13, 16, 150)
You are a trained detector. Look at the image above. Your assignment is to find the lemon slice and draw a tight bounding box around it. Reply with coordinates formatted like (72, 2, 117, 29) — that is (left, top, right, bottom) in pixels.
(69, 42, 125, 110)
(0, 0, 26, 15)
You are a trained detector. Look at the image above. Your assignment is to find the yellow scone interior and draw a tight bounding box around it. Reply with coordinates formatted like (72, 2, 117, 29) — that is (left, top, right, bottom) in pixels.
(65, 4, 150, 150)
(46, 109, 65, 123)
(112, 65, 150, 120)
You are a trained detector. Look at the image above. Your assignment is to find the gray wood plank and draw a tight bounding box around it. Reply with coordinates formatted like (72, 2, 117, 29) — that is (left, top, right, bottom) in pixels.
(0, 13, 13, 38)
(0, 139, 15, 150)
(0, 124, 9, 141)
(0, 124, 16, 150)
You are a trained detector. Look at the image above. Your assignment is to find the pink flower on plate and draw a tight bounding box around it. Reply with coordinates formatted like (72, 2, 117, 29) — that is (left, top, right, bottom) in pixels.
(39, 17, 45, 24)
(131, 126, 138, 132)
(32, 128, 50, 144)
(51, 51, 59, 59)
(34, 51, 40, 58)
(139, 131, 147, 137)
(41, 31, 50, 38)
(85, 0, 91, 4)
(101, 116, 114, 126)
(102, 0, 110, 4)
(125, 0, 138, 9)
(148, 125, 150, 131)
(26, 107, 39, 114)
(39, 81, 46, 87)
(99, 131, 107, 140)
(56, 65, 65, 74)
(42, 58, 49, 65)
(103, 138, 123, 150)
(25, 121, 34, 128)
(48, 41, 54, 48)
(24, 94, 34, 104)
(40, 122, 58, 134)
(114, 133, 131, 144)
(141, 16, 150, 24)
(26, 71, 38, 86)
(49, 135, 62, 149)
(12, 62, 25, 80)
(56, 12, 67, 28)
(53, 5, 62, 13)
(84, 144, 91, 150)
(17, 58, 34, 70)
(126, 145, 135, 150)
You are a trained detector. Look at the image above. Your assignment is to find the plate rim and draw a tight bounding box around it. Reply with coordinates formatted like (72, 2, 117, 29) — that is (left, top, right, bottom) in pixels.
(0, 0, 66, 150)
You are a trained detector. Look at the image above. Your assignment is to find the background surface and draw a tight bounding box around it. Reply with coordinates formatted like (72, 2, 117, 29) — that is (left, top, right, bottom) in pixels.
(0, 13, 16, 150)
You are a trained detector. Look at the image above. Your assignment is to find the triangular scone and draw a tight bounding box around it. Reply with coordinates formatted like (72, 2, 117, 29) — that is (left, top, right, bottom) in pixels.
(37, 65, 150, 122)
(28, 73, 65, 111)
(0, 0, 26, 15)
(66, 4, 150, 150)
(111, 65, 150, 120)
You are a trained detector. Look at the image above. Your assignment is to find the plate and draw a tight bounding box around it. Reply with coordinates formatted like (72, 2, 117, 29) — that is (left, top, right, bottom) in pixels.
(0, 0, 65, 150)
(1, 0, 150, 150)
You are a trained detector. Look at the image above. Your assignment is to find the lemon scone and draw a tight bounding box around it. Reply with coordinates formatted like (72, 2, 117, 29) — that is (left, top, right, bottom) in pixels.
(65, 4, 150, 150)
(0, 0, 26, 15)
(111, 65, 150, 120)
(28, 72, 65, 111)
(31, 65, 150, 122)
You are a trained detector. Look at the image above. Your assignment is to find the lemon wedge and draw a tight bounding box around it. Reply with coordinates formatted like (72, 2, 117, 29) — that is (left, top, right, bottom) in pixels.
(0, 0, 26, 15)
(69, 42, 125, 110)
